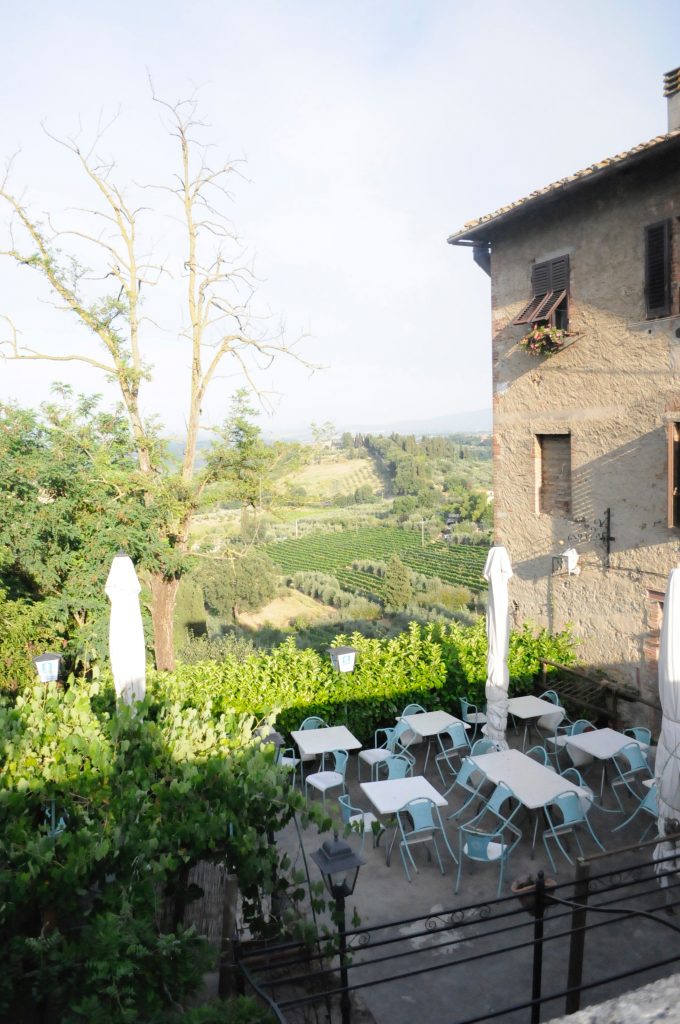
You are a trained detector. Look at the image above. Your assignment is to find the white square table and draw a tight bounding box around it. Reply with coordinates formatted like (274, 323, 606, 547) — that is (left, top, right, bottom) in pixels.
(471, 748, 586, 857)
(290, 725, 362, 758)
(506, 695, 565, 749)
(471, 749, 583, 811)
(400, 710, 469, 771)
(562, 728, 642, 796)
(360, 775, 447, 864)
(563, 727, 639, 762)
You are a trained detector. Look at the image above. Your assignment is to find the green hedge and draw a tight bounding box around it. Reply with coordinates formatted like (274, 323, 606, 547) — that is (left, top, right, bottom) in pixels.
(155, 620, 575, 743)
(153, 622, 447, 742)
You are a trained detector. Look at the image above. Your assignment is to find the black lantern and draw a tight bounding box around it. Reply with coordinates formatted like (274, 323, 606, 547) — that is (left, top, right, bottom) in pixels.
(32, 652, 61, 684)
(312, 833, 364, 1024)
(311, 831, 365, 898)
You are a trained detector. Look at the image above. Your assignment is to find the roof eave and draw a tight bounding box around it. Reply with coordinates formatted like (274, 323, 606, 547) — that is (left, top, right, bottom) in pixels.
(447, 130, 680, 247)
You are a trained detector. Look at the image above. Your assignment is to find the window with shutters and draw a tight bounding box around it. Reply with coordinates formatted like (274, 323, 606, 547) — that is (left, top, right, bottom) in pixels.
(668, 421, 680, 528)
(645, 220, 672, 318)
(513, 255, 570, 329)
(536, 434, 571, 517)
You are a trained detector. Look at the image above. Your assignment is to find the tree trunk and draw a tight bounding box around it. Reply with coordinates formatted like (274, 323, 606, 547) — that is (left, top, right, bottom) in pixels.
(149, 574, 181, 671)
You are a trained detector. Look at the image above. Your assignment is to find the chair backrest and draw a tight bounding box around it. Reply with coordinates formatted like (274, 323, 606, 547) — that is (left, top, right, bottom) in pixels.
(300, 716, 327, 730)
(624, 726, 652, 746)
(471, 738, 495, 756)
(331, 749, 349, 776)
(459, 697, 476, 721)
(338, 793, 359, 824)
(400, 797, 436, 833)
(402, 703, 426, 717)
(560, 766, 593, 805)
(548, 791, 586, 826)
(462, 826, 502, 862)
(614, 741, 650, 775)
(442, 721, 470, 750)
(385, 753, 412, 779)
(641, 784, 658, 815)
(457, 756, 486, 792)
(485, 782, 517, 821)
(540, 690, 561, 705)
(391, 718, 415, 751)
(569, 719, 594, 736)
(526, 745, 550, 766)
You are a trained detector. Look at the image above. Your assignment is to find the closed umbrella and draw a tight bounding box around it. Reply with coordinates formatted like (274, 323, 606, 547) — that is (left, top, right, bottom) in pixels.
(105, 551, 146, 705)
(482, 545, 513, 751)
(655, 567, 680, 883)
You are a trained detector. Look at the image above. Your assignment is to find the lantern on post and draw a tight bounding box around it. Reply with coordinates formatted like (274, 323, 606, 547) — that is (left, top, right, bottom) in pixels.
(311, 832, 364, 1024)
(328, 646, 358, 674)
(32, 652, 61, 684)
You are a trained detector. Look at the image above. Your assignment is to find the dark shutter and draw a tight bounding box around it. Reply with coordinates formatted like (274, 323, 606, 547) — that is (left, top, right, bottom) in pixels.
(513, 255, 570, 326)
(531, 261, 550, 295)
(549, 255, 569, 292)
(645, 220, 671, 318)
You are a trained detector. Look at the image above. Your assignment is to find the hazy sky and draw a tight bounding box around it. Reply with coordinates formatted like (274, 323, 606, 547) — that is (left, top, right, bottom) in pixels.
(1, 1, 679, 436)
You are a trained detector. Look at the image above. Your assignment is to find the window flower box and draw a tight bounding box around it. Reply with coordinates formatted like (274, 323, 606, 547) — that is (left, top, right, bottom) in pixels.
(519, 324, 570, 357)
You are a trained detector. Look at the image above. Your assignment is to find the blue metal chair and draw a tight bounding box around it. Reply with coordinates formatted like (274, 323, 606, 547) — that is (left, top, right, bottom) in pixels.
(396, 797, 457, 882)
(455, 819, 522, 897)
(383, 753, 413, 780)
(338, 794, 382, 853)
(435, 722, 471, 787)
(526, 745, 552, 767)
(611, 741, 654, 811)
(305, 749, 348, 806)
(297, 716, 328, 783)
(624, 727, 652, 761)
(277, 746, 301, 787)
(459, 697, 487, 741)
(539, 689, 561, 704)
(542, 791, 605, 871)
(358, 719, 416, 781)
(470, 738, 495, 756)
(612, 782, 658, 841)
(402, 703, 427, 716)
(445, 756, 489, 816)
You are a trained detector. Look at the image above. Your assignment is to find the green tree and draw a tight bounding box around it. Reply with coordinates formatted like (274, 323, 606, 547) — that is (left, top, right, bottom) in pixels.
(382, 554, 413, 612)
(198, 549, 277, 621)
(0, 396, 161, 671)
(0, 96, 307, 670)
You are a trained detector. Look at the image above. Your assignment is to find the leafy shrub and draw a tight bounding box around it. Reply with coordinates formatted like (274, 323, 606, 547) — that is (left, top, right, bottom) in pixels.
(177, 631, 257, 664)
(0, 589, 58, 695)
(0, 680, 313, 1023)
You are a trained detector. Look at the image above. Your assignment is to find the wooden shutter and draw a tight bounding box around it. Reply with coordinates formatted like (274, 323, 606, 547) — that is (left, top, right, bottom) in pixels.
(538, 434, 571, 517)
(645, 221, 671, 318)
(668, 421, 680, 527)
(549, 255, 569, 291)
(531, 261, 550, 295)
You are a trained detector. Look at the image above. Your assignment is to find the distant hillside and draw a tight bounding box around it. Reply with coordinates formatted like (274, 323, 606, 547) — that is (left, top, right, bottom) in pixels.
(263, 408, 492, 442)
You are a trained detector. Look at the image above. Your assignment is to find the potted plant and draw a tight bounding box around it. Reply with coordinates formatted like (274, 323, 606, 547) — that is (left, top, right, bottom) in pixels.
(511, 873, 557, 915)
(519, 324, 569, 356)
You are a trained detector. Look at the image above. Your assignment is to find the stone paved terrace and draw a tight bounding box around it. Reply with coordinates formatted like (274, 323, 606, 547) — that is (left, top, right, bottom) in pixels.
(265, 722, 680, 1024)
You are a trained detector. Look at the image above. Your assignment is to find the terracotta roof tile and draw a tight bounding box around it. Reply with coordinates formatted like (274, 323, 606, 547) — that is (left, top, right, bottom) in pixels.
(448, 130, 680, 244)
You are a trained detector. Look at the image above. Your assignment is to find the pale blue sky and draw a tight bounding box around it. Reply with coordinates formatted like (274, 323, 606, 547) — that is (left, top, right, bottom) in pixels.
(1, 1, 679, 435)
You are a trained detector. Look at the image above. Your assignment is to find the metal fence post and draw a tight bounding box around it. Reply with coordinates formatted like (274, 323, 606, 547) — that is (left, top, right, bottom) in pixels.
(530, 871, 547, 1024)
(565, 860, 590, 1014)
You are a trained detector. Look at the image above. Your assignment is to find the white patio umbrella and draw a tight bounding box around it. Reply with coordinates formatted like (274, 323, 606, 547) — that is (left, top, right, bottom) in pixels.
(655, 566, 680, 884)
(482, 545, 513, 751)
(105, 551, 146, 705)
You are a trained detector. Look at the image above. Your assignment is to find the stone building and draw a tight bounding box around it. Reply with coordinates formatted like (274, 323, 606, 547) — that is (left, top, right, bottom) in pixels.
(448, 69, 680, 703)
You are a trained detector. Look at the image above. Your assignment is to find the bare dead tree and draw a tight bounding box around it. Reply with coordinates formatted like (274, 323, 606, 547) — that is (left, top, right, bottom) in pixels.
(0, 95, 313, 669)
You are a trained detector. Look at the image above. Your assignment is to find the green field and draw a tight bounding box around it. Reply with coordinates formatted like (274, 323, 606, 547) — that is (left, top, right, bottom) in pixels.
(266, 526, 488, 598)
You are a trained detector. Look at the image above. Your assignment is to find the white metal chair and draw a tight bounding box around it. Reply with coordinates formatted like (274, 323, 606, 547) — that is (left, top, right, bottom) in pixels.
(305, 749, 348, 806)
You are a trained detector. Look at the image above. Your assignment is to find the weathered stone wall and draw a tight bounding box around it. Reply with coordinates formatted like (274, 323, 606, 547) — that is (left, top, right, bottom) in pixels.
(489, 151, 680, 709)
